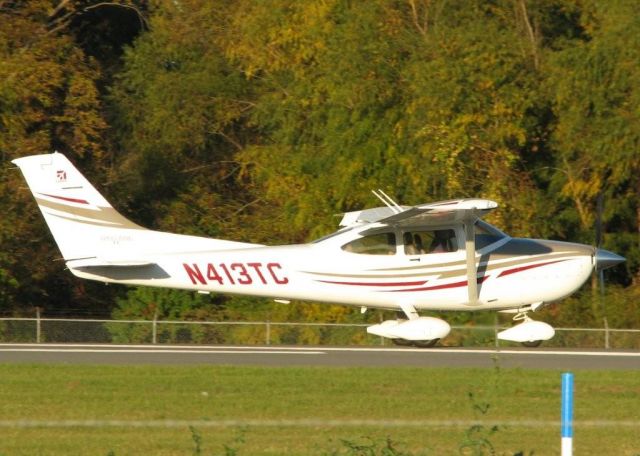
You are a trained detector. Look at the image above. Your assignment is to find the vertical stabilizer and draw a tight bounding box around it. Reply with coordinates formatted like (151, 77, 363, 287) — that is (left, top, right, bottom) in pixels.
(12, 152, 144, 261)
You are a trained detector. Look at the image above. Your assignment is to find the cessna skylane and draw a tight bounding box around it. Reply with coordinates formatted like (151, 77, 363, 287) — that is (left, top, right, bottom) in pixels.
(13, 153, 625, 347)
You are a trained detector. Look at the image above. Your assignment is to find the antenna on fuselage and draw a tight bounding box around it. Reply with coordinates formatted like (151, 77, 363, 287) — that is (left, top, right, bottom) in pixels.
(372, 189, 403, 214)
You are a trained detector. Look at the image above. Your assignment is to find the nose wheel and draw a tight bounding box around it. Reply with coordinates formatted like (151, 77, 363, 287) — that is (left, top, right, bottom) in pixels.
(514, 312, 543, 347)
(497, 311, 555, 347)
(520, 339, 543, 348)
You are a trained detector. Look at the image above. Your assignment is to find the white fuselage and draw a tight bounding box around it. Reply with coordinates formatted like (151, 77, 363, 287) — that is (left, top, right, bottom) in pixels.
(70, 224, 595, 313)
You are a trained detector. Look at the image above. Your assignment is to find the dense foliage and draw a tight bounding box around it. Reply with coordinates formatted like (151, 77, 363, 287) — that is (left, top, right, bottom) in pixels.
(1, 0, 638, 329)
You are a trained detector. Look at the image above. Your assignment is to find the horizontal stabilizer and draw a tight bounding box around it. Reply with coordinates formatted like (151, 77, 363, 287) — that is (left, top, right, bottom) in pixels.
(66, 258, 155, 268)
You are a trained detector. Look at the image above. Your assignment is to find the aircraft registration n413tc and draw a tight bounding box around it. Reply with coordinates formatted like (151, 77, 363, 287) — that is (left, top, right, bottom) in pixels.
(13, 153, 625, 347)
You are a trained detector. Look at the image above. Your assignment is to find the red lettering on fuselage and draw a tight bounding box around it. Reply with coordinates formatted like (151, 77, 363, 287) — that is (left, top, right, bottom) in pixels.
(247, 262, 267, 284)
(183, 263, 206, 285)
(206, 264, 223, 284)
(230, 263, 252, 284)
(182, 262, 289, 287)
(219, 263, 235, 284)
(267, 262, 289, 284)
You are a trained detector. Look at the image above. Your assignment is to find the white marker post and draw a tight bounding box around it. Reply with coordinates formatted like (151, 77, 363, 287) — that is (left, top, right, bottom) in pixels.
(561, 372, 574, 455)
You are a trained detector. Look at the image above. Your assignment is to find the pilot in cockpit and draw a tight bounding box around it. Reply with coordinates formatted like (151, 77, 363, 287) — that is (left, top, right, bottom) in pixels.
(430, 230, 451, 253)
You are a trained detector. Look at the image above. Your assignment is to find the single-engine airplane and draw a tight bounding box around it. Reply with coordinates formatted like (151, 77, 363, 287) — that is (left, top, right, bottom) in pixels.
(13, 153, 625, 347)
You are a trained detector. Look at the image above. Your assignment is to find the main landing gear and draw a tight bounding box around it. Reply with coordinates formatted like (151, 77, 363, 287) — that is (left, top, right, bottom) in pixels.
(367, 303, 556, 348)
(391, 337, 440, 348)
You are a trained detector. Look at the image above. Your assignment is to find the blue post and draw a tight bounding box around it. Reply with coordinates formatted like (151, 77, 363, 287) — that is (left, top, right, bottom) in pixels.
(561, 372, 574, 456)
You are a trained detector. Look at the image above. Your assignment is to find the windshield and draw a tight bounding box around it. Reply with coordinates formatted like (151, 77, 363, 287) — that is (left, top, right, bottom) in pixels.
(475, 220, 507, 249)
(311, 225, 357, 244)
(342, 232, 396, 255)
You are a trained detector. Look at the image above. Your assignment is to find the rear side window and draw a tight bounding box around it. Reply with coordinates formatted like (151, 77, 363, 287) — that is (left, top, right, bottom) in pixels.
(342, 233, 396, 255)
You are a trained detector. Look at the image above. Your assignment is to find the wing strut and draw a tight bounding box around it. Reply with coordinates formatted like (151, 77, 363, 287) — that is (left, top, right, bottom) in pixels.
(464, 214, 480, 306)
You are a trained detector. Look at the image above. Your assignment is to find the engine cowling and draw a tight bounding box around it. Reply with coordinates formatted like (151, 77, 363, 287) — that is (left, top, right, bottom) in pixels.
(367, 317, 451, 341)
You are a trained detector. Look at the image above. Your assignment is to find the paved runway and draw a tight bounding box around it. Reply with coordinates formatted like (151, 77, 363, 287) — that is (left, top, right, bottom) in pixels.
(1, 344, 639, 370)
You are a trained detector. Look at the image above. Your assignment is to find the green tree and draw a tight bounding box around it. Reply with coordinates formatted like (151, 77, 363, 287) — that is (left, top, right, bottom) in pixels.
(549, 1, 640, 239)
(0, 1, 109, 313)
(224, 0, 555, 239)
(2, 0, 637, 331)
(109, 0, 257, 236)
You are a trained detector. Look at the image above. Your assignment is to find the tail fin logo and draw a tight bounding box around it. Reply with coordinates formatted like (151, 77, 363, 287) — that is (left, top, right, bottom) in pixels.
(56, 170, 67, 183)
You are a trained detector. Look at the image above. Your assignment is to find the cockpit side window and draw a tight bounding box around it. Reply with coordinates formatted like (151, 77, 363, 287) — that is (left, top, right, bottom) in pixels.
(342, 232, 396, 255)
(403, 229, 457, 254)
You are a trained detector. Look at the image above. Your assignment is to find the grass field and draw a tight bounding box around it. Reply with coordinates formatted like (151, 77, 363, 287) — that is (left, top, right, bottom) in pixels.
(0, 363, 639, 455)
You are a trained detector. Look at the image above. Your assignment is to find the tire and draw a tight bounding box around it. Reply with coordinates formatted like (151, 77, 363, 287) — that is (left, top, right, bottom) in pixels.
(412, 338, 440, 348)
(521, 340, 543, 348)
(391, 338, 413, 346)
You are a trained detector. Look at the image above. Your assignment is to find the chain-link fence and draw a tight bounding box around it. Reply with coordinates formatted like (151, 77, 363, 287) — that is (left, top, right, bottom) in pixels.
(1, 316, 639, 348)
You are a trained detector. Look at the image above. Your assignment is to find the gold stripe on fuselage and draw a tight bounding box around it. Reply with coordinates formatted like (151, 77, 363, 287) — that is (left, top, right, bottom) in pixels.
(302, 251, 587, 281)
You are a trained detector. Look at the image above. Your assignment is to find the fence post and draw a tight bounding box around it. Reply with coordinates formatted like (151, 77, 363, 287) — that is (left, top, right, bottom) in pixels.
(152, 309, 158, 345)
(36, 307, 41, 344)
(561, 372, 574, 456)
(266, 320, 271, 345)
(603, 318, 610, 349)
(494, 313, 499, 349)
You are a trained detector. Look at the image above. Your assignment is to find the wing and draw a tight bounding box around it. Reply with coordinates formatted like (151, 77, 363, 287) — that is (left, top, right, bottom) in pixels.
(377, 199, 498, 227)
(377, 199, 498, 307)
(340, 199, 497, 228)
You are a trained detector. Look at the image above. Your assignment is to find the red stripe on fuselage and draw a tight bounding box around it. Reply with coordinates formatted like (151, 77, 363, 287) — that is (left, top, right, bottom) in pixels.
(37, 193, 89, 205)
(389, 276, 488, 292)
(318, 279, 428, 287)
(497, 259, 566, 278)
(386, 258, 570, 293)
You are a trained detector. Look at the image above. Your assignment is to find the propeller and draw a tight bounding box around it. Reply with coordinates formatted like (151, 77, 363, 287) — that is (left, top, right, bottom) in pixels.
(594, 192, 625, 272)
(593, 192, 625, 349)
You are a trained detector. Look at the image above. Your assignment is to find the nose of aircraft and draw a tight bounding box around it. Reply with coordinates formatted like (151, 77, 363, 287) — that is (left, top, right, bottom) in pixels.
(595, 249, 625, 271)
